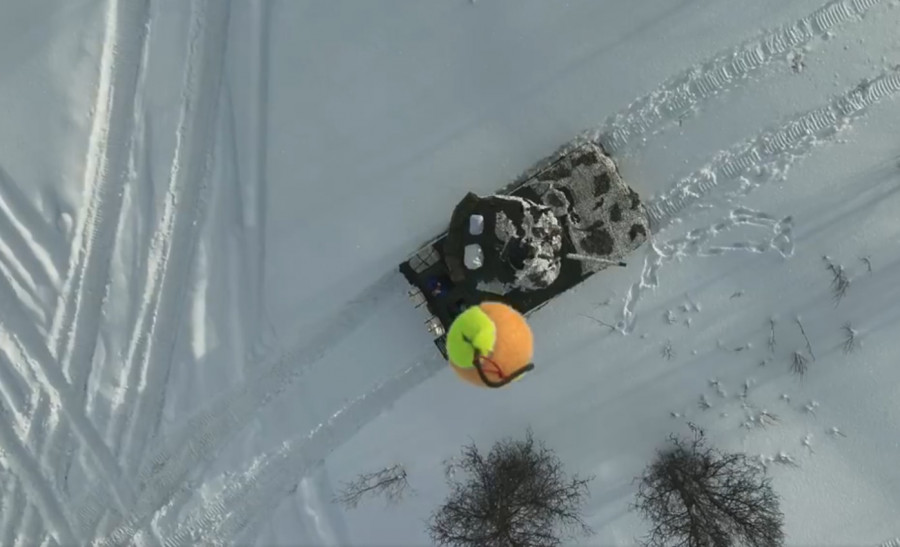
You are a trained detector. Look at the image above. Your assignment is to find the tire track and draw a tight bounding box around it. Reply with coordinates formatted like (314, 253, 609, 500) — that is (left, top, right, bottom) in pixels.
(38, 0, 152, 523)
(159, 353, 444, 547)
(106, 0, 231, 479)
(76, 269, 400, 545)
(592, 0, 885, 155)
(646, 68, 900, 231)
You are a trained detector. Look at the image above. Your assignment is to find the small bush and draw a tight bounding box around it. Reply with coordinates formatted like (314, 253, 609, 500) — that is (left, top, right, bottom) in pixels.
(428, 430, 593, 547)
(334, 464, 410, 509)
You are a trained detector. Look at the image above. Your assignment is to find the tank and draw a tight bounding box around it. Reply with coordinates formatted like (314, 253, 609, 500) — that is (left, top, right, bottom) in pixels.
(399, 138, 650, 358)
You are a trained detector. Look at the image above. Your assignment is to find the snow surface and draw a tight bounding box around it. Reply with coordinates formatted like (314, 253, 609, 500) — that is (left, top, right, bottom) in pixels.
(0, 0, 899, 545)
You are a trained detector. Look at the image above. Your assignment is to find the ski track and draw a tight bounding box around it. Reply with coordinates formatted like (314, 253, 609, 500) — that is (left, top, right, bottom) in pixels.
(592, 0, 884, 155)
(881, 538, 900, 547)
(242, 0, 272, 353)
(47, 0, 150, 384)
(0, 248, 46, 330)
(0, 350, 42, 546)
(83, 270, 401, 546)
(646, 68, 900, 232)
(160, 353, 444, 547)
(0, 350, 34, 432)
(35, 0, 152, 536)
(0, 272, 130, 514)
(0, 211, 48, 325)
(0, 398, 75, 545)
(223, 82, 251, 376)
(0, 164, 66, 292)
(218, 0, 273, 368)
(107, 0, 231, 483)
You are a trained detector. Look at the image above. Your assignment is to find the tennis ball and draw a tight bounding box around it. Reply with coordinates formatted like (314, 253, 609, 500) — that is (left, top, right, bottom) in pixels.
(446, 301, 534, 387)
(446, 305, 496, 369)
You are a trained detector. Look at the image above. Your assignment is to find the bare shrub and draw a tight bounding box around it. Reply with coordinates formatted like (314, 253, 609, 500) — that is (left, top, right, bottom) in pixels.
(634, 425, 785, 547)
(789, 351, 809, 376)
(841, 322, 859, 354)
(334, 464, 410, 509)
(428, 430, 593, 547)
(823, 256, 850, 305)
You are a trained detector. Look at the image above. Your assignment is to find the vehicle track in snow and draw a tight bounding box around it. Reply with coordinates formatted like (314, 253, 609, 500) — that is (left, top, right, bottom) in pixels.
(106, 0, 231, 483)
(79, 269, 401, 545)
(592, 0, 885, 155)
(616, 68, 900, 333)
(142, 2, 898, 539)
(151, 5, 900, 541)
(46, 0, 150, 395)
(31, 1, 153, 539)
(16, 0, 888, 543)
(157, 353, 445, 547)
(645, 68, 900, 232)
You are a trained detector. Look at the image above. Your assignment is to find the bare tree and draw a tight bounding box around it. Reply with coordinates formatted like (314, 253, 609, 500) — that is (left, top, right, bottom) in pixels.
(428, 430, 593, 547)
(334, 464, 410, 509)
(634, 425, 785, 547)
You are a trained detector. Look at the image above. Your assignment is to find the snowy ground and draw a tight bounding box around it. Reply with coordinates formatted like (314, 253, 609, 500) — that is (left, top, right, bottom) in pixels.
(0, 0, 899, 545)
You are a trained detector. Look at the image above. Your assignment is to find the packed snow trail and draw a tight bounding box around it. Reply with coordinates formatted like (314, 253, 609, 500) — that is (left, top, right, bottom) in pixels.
(76, 270, 402, 545)
(110, 0, 230, 480)
(157, 353, 444, 546)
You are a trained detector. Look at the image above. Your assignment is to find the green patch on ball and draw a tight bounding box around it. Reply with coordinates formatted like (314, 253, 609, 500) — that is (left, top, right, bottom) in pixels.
(446, 306, 496, 368)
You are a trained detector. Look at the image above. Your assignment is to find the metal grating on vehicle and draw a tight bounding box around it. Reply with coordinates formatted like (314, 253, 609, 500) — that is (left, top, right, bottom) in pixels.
(408, 245, 440, 273)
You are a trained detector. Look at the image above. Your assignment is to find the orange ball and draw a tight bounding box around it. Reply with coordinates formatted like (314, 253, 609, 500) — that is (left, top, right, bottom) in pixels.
(450, 302, 534, 387)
